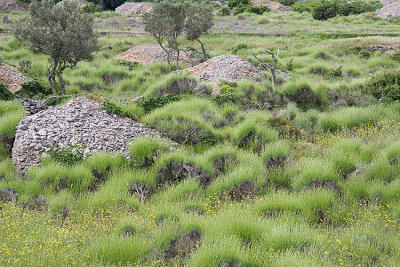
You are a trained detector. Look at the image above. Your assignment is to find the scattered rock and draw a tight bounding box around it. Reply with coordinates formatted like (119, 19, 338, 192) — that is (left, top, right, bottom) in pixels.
(32, 195, 48, 211)
(12, 97, 161, 175)
(303, 180, 341, 194)
(88, 166, 112, 191)
(0, 63, 33, 94)
(181, 55, 262, 86)
(352, 164, 366, 176)
(115, 2, 152, 16)
(263, 209, 280, 217)
(212, 155, 237, 177)
(251, 0, 291, 13)
(165, 230, 202, 259)
(156, 160, 211, 188)
(360, 44, 398, 51)
(3, 15, 8, 23)
(120, 228, 135, 238)
(52, 205, 70, 221)
(185, 207, 204, 215)
(266, 156, 289, 168)
(213, 112, 236, 128)
(55, 177, 69, 192)
(129, 181, 155, 201)
(0, 188, 17, 203)
(228, 180, 257, 201)
(114, 44, 193, 66)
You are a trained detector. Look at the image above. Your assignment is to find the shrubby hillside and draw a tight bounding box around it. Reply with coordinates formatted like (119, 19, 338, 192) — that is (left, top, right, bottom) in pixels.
(2, 0, 400, 266)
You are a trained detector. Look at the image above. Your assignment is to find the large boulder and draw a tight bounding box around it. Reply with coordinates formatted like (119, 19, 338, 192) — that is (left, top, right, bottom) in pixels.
(0, 64, 33, 94)
(12, 97, 160, 175)
(181, 55, 262, 84)
(115, 2, 152, 16)
(114, 44, 193, 66)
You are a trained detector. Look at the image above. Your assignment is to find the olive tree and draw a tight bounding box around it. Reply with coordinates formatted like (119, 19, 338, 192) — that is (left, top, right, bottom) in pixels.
(15, 0, 97, 94)
(144, 1, 214, 71)
(184, 2, 214, 60)
(143, 1, 186, 72)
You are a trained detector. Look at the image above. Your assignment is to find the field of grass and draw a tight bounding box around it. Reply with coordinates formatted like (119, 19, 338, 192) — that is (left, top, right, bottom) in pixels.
(2, 3, 400, 266)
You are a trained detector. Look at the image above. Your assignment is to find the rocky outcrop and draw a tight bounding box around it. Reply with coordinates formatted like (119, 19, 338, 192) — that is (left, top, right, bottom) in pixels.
(114, 44, 193, 66)
(0, 64, 33, 94)
(12, 97, 160, 175)
(115, 2, 152, 16)
(181, 55, 262, 84)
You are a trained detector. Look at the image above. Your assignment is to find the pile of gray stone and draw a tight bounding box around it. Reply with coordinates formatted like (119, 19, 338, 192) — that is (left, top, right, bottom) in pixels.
(181, 55, 263, 84)
(376, 0, 400, 20)
(12, 97, 161, 175)
(0, 63, 33, 94)
(115, 2, 152, 16)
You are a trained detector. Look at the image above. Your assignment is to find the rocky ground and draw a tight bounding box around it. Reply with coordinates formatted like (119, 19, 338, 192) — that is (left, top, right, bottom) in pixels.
(12, 97, 161, 175)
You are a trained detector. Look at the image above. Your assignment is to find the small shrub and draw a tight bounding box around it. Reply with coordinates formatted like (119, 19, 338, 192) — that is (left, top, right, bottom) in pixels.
(82, 2, 102, 13)
(391, 51, 400, 62)
(328, 66, 343, 79)
(218, 6, 231, 16)
(102, 101, 138, 119)
(49, 144, 86, 166)
(358, 49, 371, 59)
(366, 70, 400, 101)
(0, 84, 14, 101)
(15, 81, 49, 99)
(228, 0, 250, 9)
(118, 60, 141, 71)
(312, 1, 338, 20)
(136, 95, 182, 113)
(286, 59, 294, 71)
(232, 43, 248, 54)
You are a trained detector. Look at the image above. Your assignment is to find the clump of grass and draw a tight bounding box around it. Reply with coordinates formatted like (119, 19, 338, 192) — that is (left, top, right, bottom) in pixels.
(287, 158, 339, 189)
(129, 136, 171, 167)
(0, 109, 26, 138)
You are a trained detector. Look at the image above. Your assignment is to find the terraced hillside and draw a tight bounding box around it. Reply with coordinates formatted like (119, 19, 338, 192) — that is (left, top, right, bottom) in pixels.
(2, 0, 400, 266)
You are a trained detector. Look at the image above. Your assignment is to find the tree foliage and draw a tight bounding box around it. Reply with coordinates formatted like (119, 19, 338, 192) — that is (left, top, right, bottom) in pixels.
(184, 2, 214, 60)
(15, 0, 97, 94)
(143, 0, 214, 71)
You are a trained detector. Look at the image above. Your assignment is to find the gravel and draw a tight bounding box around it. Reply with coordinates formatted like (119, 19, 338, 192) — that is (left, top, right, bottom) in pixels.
(12, 97, 161, 175)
